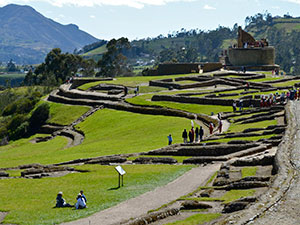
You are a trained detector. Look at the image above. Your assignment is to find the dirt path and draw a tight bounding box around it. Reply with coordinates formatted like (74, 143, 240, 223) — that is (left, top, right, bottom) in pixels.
(61, 164, 220, 225)
(247, 101, 300, 225)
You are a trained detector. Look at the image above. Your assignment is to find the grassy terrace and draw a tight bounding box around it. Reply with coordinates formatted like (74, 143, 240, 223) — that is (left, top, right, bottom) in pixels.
(126, 94, 232, 115)
(166, 213, 221, 225)
(0, 164, 193, 225)
(0, 71, 285, 225)
(47, 101, 90, 125)
(78, 73, 200, 90)
(0, 109, 191, 168)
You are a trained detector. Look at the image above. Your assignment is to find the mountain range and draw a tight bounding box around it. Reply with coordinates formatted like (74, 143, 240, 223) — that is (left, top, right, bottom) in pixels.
(0, 4, 99, 64)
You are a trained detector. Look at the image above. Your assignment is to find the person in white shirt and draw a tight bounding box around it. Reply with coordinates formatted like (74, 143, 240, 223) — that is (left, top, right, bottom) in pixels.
(75, 193, 86, 209)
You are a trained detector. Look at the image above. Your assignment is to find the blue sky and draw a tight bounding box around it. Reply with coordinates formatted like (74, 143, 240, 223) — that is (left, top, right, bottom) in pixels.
(1, 0, 300, 40)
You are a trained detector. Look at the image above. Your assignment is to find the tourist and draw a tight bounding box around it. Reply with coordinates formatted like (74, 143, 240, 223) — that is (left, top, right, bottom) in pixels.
(182, 129, 188, 143)
(80, 190, 87, 203)
(280, 92, 285, 104)
(75, 193, 86, 209)
(188, 130, 192, 143)
(232, 101, 237, 112)
(124, 86, 128, 96)
(209, 122, 214, 135)
(239, 100, 243, 111)
(167, 134, 172, 145)
(55, 192, 73, 208)
(191, 127, 195, 142)
(218, 120, 222, 133)
(195, 127, 199, 143)
(199, 126, 204, 141)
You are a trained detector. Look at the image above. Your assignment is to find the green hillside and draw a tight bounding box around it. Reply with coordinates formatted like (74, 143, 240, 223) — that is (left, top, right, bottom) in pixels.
(82, 14, 300, 74)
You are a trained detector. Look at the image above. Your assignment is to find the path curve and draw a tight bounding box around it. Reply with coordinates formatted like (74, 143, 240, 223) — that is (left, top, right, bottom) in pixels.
(61, 164, 220, 225)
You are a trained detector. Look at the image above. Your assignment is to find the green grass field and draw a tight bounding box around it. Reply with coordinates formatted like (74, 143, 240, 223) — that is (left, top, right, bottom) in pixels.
(0, 71, 285, 225)
(0, 109, 191, 168)
(78, 74, 198, 90)
(47, 101, 90, 125)
(0, 164, 193, 225)
(126, 94, 232, 115)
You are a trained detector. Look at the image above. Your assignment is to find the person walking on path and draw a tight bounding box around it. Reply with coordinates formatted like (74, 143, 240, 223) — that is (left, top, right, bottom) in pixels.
(123, 86, 128, 96)
(195, 127, 199, 143)
(188, 130, 192, 143)
(191, 127, 195, 142)
(218, 120, 223, 133)
(182, 129, 188, 143)
(167, 134, 172, 145)
(199, 126, 204, 141)
(209, 122, 214, 135)
(232, 101, 237, 112)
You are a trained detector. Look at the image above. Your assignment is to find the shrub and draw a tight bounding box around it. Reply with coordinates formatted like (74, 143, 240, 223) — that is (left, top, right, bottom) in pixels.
(29, 103, 50, 130)
(7, 114, 28, 131)
(10, 121, 30, 140)
(2, 102, 17, 116)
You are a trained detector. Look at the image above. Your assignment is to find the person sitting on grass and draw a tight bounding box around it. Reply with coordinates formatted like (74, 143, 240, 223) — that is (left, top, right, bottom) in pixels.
(75, 193, 86, 209)
(55, 192, 73, 208)
(80, 190, 87, 203)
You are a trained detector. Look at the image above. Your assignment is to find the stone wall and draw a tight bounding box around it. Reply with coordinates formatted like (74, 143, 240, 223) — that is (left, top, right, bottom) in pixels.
(151, 94, 261, 107)
(143, 62, 223, 76)
(228, 47, 275, 66)
(71, 78, 113, 89)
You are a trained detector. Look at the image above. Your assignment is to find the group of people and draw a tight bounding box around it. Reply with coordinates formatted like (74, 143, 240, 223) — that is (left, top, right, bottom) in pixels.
(55, 190, 87, 209)
(182, 126, 204, 143)
(232, 100, 244, 112)
(260, 89, 300, 107)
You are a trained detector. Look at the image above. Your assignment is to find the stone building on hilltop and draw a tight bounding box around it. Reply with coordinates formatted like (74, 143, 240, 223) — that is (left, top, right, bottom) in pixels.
(220, 27, 279, 71)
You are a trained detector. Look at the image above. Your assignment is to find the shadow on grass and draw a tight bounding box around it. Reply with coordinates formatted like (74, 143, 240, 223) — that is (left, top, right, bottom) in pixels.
(107, 186, 121, 191)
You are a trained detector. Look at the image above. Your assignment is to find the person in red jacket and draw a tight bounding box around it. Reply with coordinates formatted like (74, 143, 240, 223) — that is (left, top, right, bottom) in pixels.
(209, 122, 214, 135)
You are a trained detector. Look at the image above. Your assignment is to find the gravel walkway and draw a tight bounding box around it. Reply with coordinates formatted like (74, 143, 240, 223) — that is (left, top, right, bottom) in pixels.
(61, 164, 220, 225)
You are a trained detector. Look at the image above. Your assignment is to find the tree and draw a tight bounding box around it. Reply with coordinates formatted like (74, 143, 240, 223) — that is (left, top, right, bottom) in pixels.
(7, 59, 18, 72)
(80, 59, 96, 76)
(96, 37, 132, 77)
(34, 48, 82, 85)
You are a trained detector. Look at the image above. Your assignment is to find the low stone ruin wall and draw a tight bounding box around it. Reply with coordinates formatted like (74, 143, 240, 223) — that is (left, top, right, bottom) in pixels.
(71, 78, 113, 89)
(146, 143, 259, 157)
(48, 90, 216, 126)
(57, 87, 120, 102)
(151, 94, 261, 107)
(143, 62, 223, 76)
(149, 78, 246, 90)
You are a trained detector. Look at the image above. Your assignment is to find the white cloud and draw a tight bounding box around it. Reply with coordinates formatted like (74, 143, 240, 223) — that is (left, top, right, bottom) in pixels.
(90, 15, 95, 18)
(283, 0, 300, 4)
(0, 0, 198, 9)
(203, 4, 216, 10)
(272, 6, 280, 9)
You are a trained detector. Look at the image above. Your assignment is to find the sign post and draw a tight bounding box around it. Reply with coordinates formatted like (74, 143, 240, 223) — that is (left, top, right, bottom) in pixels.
(115, 166, 126, 188)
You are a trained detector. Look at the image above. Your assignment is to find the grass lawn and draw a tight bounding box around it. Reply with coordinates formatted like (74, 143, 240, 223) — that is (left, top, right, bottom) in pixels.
(0, 109, 191, 168)
(182, 189, 256, 204)
(227, 120, 277, 133)
(47, 101, 90, 125)
(204, 134, 275, 143)
(78, 74, 196, 90)
(273, 79, 300, 87)
(166, 213, 221, 225)
(241, 167, 257, 178)
(126, 94, 232, 115)
(0, 164, 193, 225)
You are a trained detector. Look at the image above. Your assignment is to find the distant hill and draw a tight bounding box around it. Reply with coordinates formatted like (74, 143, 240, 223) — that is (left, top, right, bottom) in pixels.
(82, 14, 300, 74)
(0, 4, 100, 64)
